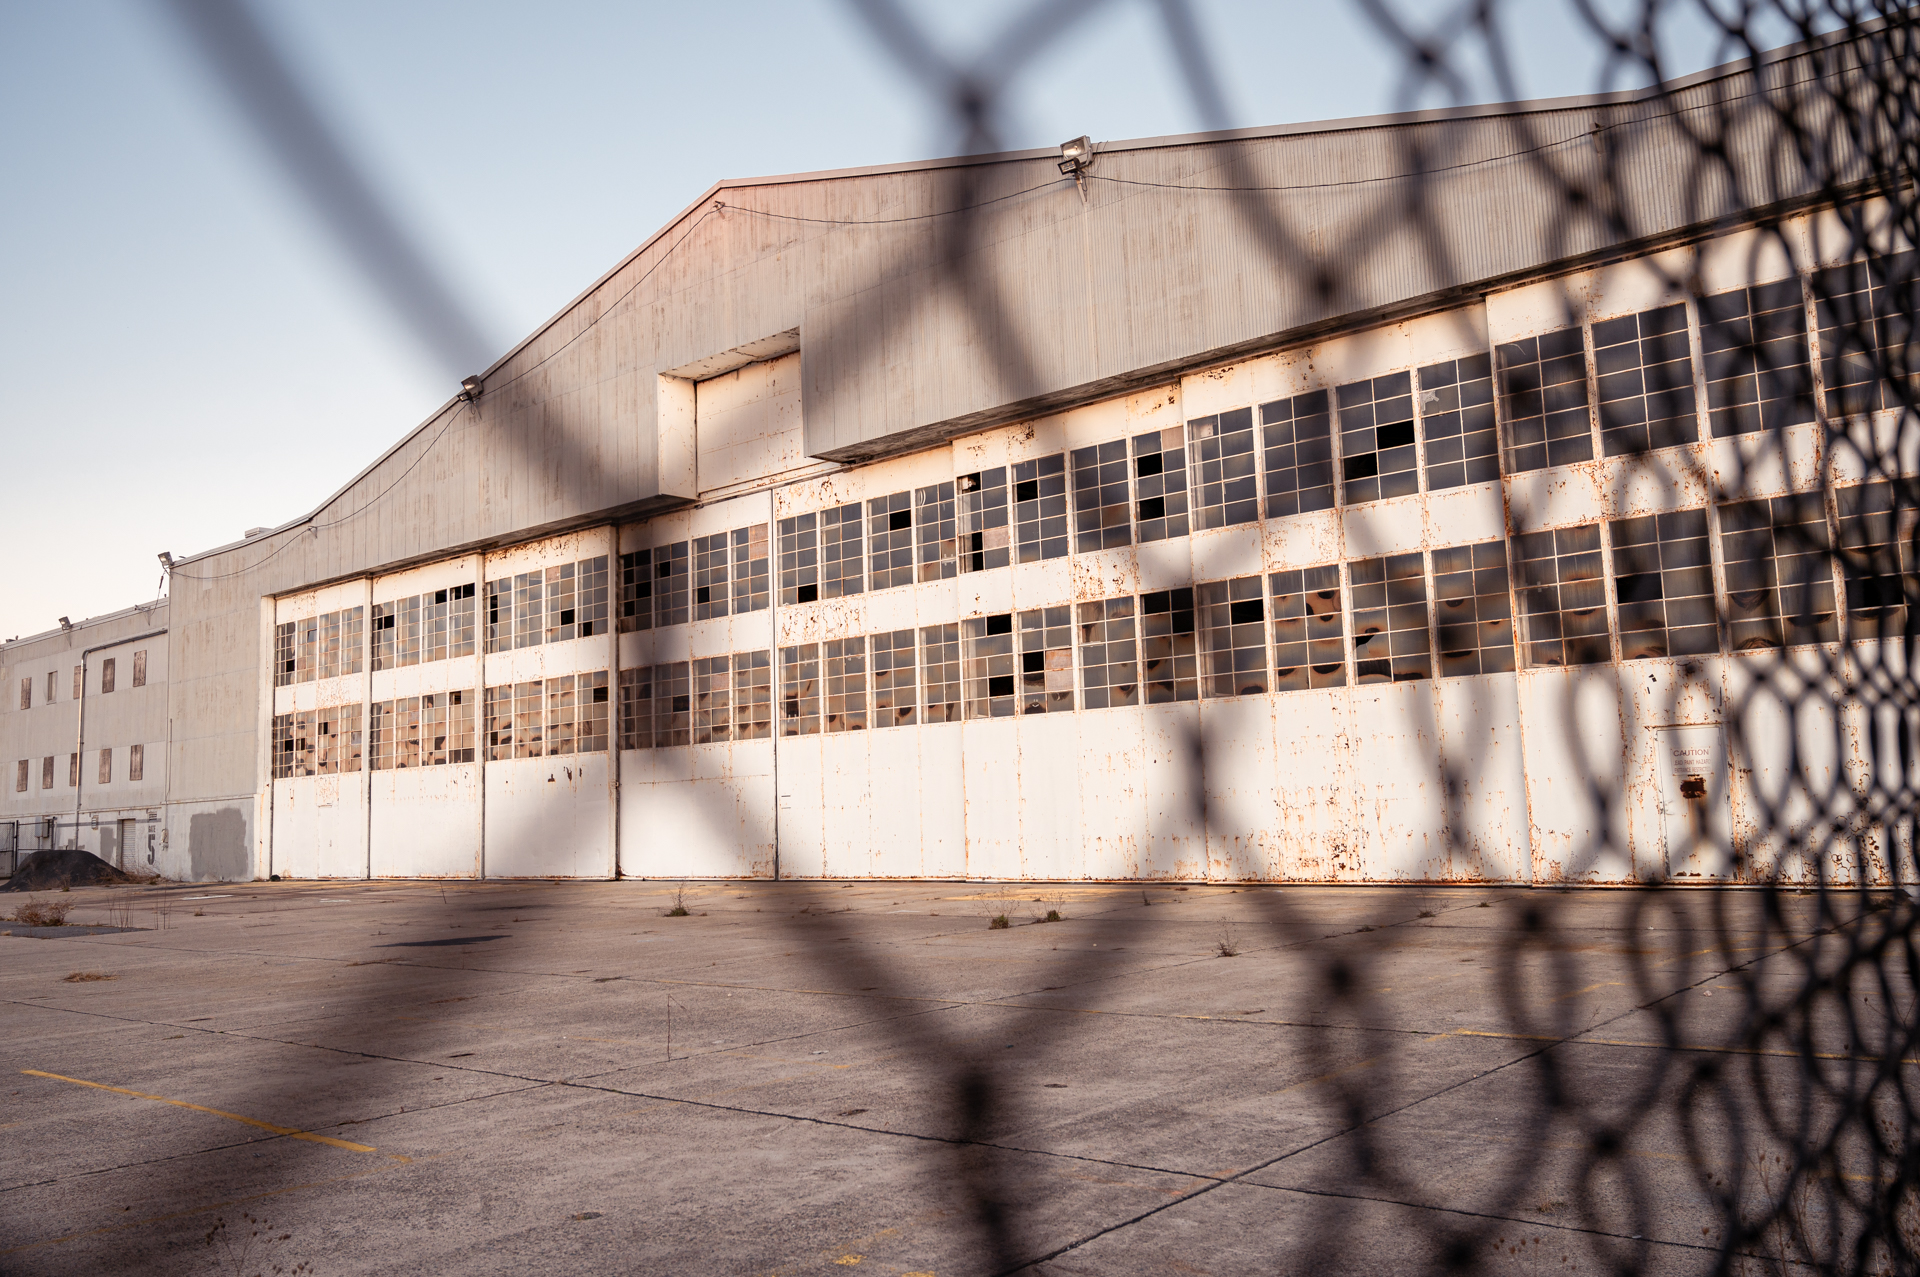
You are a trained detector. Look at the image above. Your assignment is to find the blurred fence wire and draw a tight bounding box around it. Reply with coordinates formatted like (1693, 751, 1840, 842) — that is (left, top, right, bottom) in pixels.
(155, 0, 1920, 1272)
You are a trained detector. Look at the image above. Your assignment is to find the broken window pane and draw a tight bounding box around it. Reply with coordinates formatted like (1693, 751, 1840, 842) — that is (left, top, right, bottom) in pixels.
(444, 589, 473, 659)
(512, 574, 544, 649)
(868, 491, 917, 591)
(653, 662, 691, 747)
(1189, 409, 1258, 531)
(654, 542, 690, 626)
(1270, 566, 1347, 691)
(870, 629, 917, 727)
(482, 686, 513, 761)
(315, 706, 340, 774)
(421, 593, 449, 662)
(371, 603, 397, 670)
(915, 483, 958, 581)
(958, 470, 1011, 571)
(1077, 597, 1139, 709)
(1339, 370, 1419, 504)
(1071, 442, 1132, 552)
(731, 652, 771, 740)
(1351, 553, 1432, 683)
(1720, 494, 1836, 650)
(1198, 576, 1267, 697)
(1132, 427, 1190, 541)
(576, 672, 609, 753)
(512, 681, 544, 758)
(294, 620, 316, 685)
(544, 563, 579, 642)
(1419, 354, 1499, 491)
(693, 656, 732, 744)
(778, 514, 820, 605)
(730, 527, 770, 613)
(920, 624, 962, 723)
(1017, 606, 1074, 713)
(618, 550, 653, 632)
(1593, 303, 1697, 455)
(692, 535, 731, 621)
(1013, 454, 1070, 560)
(1610, 508, 1718, 660)
(317, 612, 342, 679)
(825, 637, 868, 731)
(820, 504, 865, 599)
(963, 614, 1017, 718)
(484, 579, 513, 652)
(1836, 480, 1917, 640)
(1515, 526, 1608, 667)
(1433, 541, 1515, 676)
(546, 674, 578, 756)
(272, 713, 293, 779)
(1500, 327, 1592, 472)
(780, 644, 821, 735)
(1140, 589, 1199, 702)
(1700, 279, 1814, 437)
(1261, 390, 1335, 518)
(617, 667, 651, 750)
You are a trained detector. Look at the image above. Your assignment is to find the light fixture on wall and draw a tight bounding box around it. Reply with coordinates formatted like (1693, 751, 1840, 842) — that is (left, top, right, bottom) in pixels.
(460, 375, 483, 402)
(58, 617, 71, 631)
(1058, 135, 1094, 201)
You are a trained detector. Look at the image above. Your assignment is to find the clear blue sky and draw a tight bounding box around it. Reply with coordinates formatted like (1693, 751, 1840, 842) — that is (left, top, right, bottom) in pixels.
(0, 1, 1785, 641)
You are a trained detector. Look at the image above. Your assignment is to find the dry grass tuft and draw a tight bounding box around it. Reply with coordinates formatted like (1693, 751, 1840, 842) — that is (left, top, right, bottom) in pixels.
(63, 971, 114, 983)
(13, 897, 72, 927)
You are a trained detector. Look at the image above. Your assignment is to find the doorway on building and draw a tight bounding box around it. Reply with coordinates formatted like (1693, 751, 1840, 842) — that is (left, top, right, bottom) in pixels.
(116, 818, 135, 871)
(1652, 724, 1732, 879)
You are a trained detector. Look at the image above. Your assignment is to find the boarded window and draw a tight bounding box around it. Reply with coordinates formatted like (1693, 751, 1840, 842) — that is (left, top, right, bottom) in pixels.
(1836, 481, 1917, 640)
(1593, 303, 1697, 455)
(731, 653, 771, 740)
(958, 469, 1011, 570)
(868, 491, 917, 591)
(870, 630, 917, 728)
(1199, 577, 1267, 697)
(1433, 541, 1515, 676)
(1017, 606, 1074, 714)
(1013, 455, 1070, 560)
(963, 614, 1017, 718)
(130, 742, 145, 782)
(1140, 589, 1199, 702)
(72, 666, 82, 700)
(1610, 509, 1718, 660)
(47, 671, 56, 703)
(1070, 442, 1131, 553)
(16, 678, 27, 711)
(1515, 526, 1609, 667)
(1720, 495, 1837, 650)
(14, 760, 25, 793)
(920, 624, 962, 723)
(915, 482, 958, 581)
(819, 505, 865, 599)
(618, 550, 653, 632)
(617, 667, 651, 750)
(66, 753, 77, 788)
(98, 748, 112, 785)
(824, 637, 868, 731)
(1077, 597, 1139, 709)
(1338, 371, 1419, 504)
(100, 658, 116, 694)
(693, 657, 732, 744)
(1499, 327, 1592, 472)
(780, 645, 821, 735)
(1261, 389, 1335, 518)
(1131, 427, 1190, 541)
(778, 515, 819, 605)
(1270, 566, 1346, 691)
(46, 756, 58, 790)
(1189, 410, 1258, 531)
(1419, 354, 1498, 491)
(1350, 552, 1431, 683)
(694, 536, 733, 619)
(731, 528, 770, 614)
(1700, 278, 1814, 437)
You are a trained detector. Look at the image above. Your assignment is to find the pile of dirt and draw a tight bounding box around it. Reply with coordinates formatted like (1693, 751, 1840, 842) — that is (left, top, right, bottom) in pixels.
(3, 848, 134, 892)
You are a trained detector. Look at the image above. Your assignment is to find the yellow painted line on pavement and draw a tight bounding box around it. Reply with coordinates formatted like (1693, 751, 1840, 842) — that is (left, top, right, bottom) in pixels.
(21, 1070, 376, 1152)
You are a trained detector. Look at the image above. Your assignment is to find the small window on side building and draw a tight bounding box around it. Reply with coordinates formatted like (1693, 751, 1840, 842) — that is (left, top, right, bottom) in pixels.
(132, 649, 147, 688)
(130, 743, 144, 782)
(101, 658, 116, 694)
(98, 748, 112, 785)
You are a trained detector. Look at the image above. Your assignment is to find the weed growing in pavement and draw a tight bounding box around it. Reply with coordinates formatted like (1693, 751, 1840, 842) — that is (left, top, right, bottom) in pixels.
(989, 914, 1011, 930)
(665, 882, 690, 917)
(1418, 908, 1437, 919)
(13, 897, 71, 926)
(151, 896, 174, 931)
(1215, 923, 1240, 957)
(1031, 891, 1068, 924)
(63, 971, 114, 982)
(203, 1214, 310, 1276)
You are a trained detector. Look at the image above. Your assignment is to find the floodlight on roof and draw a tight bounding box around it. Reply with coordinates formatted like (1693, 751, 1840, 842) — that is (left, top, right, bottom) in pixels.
(1057, 135, 1094, 177)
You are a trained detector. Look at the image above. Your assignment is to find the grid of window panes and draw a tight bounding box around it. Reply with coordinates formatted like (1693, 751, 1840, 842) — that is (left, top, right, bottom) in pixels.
(1432, 541, 1515, 676)
(1017, 606, 1073, 713)
(692, 656, 732, 744)
(921, 624, 963, 723)
(1593, 304, 1697, 455)
(1270, 566, 1347, 690)
(1419, 354, 1498, 490)
(1338, 371, 1419, 504)
(512, 573, 544, 649)
(1261, 390, 1336, 518)
(652, 663, 692, 747)
(958, 470, 1011, 572)
(1700, 279, 1815, 437)
(1609, 509, 1718, 659)
(778, 514, 819, 605)
(1076, 598, 1139, 709)
(868, 491, 917, 591)
(915, 483, 958, 580)
(1071, 441, 1132, 552)
(732, 651, 772, 739)
(617, 667, 650, 749)
(780, 645, 821, 735)
(1140, 588, 1198, 702)
(274, 623, 296, 687)
(1189, 408, 1258, 530)
(963, 614, 1017, 717)
(871, 630, 917, 727)
(1719, 495, 1837, 649)
(1500, 327, 1592, 472)
(1514, 525, 1609, 667)
(1012, 455, 1070, 560)
(820, 504, 864, 598)
(692, 535, 730, 620)
(1815, 258, 1887, 418)
(1871, 253, 1920, 407)
(618, 550, 652, 631)
(271, 713, 295, 779)
(543, 564, 577, 643)
(1350, 552, 1431, 683)
(731, 526, 770, 613)
(274, 607, 366, 687)
(1198, 576, 1266, 697)
(824, 637, 868, 732)
(653, 543, 690, 625)
(1131, 427, 1190, 541)
(1836, 481, 1916, 639)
